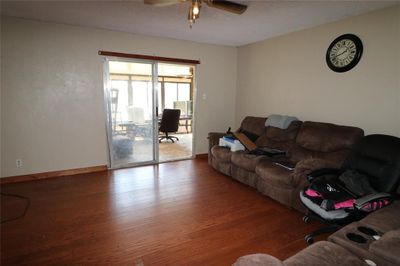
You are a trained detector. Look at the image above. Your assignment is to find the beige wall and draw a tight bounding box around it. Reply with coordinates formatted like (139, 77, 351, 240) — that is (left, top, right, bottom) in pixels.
(2, 6, 399, 178)
(236, 6, 400, 137)
(1, 17, 237, 177)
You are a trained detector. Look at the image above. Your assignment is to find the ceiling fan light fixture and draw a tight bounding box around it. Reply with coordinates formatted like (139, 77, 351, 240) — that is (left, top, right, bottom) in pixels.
(145, 0, 247, 28)
(192, 0, 200, 15)
(188, 0, 201, 28)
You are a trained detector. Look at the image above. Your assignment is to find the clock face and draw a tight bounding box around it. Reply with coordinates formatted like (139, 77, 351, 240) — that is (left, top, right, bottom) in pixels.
(326, 34, 363, 72)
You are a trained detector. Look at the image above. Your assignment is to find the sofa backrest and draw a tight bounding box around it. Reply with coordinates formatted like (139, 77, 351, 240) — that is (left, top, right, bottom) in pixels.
(239, 116, 267, 138)
(295, 121, 364, 153)
(255, 120, 302, 148)
(287, 121, 364, 163)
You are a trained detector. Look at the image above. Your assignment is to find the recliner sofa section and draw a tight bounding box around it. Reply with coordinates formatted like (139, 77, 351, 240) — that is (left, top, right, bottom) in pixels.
(209, 116, 267, 178)
(208, 116, 364, 211)
(233, 200, 400, 266)
(231, 120, 303, 188)
(256, 121, 364, 212)
(327, 200, 400, 266)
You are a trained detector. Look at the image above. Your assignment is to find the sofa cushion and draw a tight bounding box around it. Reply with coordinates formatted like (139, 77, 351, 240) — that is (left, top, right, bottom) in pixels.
(231, 151, 267, 172)
(239, 116, 267, 137)
(369, 229, 400, 266)
(231, 165, 259, 188)
(255, 159, 295, 188)
(296, 121, 364, 152)
(256, 120, 302, 145)
(257, 178, 295, 208)
(233, 253, 283, 266)
(254, 121, 302, 156)
(284, 241, 366, 266)
(360, 200, 400, 232)
(288, 147, 350, 166)
(211, 146, 232, 163)
(233, 242, 366, 266)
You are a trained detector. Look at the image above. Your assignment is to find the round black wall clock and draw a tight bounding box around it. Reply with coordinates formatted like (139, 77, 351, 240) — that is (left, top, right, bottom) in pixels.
(326, 34, 363, 73)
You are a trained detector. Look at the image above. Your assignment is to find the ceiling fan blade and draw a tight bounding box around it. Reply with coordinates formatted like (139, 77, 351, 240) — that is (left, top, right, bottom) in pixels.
(206, 0, 247, 14)
(144, 0, 187, 7)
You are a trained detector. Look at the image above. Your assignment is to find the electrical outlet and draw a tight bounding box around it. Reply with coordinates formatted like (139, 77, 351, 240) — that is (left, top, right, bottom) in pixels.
(16, 159, 23, 168)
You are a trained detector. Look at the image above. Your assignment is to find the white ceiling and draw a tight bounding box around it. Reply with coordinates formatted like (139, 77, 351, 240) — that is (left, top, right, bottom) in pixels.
(1, 1, 398, 46)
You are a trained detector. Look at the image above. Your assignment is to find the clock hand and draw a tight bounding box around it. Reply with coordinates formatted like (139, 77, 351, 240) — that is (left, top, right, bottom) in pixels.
(332, 48, 348, 60)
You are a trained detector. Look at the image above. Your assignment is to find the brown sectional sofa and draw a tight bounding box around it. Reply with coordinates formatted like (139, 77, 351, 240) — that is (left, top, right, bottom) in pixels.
(209, 116, 400, 265)
(233, 200, 400, 266)
(208, 116, 364, 212)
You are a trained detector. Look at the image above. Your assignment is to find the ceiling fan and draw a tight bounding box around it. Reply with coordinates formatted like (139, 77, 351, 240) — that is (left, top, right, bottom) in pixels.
(144, 0, 248, 28)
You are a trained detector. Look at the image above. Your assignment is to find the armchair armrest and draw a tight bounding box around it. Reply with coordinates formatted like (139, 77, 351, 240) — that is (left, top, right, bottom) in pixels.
(355, 193, 394, 212)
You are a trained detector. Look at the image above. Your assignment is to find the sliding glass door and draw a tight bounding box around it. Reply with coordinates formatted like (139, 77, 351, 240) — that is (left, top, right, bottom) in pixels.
(104, 59, 158, 168)
(104, 58, 196, 168)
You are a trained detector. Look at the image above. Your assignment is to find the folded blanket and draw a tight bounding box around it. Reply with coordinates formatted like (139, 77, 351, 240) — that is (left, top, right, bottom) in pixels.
(265, 114, 298, 129)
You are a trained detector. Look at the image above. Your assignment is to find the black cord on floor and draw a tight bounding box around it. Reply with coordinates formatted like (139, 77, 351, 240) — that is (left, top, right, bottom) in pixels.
(1, 192, 30, 224)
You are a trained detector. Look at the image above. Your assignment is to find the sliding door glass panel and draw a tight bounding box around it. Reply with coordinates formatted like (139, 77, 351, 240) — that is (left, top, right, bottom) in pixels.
(164, 83, 178, 109)
(178, 84, 190, 101)
(107, 60, 156, 168)
(157, 63, 194, 162)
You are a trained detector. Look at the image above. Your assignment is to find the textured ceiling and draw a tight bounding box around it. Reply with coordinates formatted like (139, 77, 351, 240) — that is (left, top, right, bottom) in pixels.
(1, 1, 398, 46)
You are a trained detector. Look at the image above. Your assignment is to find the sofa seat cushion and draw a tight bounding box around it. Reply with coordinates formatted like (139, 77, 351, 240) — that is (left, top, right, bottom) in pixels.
(255, 159, 295, 188)
(231, 151, 266, 172)
(369, 229, 400, 265)
(211, 146, 232, 163)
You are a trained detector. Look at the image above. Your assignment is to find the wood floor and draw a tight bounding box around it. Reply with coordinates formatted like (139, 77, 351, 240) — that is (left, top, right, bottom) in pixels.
(1, 158, 324, 265)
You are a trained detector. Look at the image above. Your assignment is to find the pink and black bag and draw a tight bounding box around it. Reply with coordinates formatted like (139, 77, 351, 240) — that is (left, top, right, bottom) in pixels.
(303, 170, 393, 213)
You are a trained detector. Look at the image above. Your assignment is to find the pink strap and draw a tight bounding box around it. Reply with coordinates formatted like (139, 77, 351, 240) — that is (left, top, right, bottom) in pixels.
(305, 189, 321, 197)
(361, 199, 391, 212)
(334, 199, 355, 209)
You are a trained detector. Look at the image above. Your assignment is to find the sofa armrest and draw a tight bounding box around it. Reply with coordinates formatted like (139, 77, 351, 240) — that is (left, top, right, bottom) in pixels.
(208, 132, 225, 164)
(233, 254, 284, 266)
(292, 158, 342, 186)
(208, 132, 225, 148)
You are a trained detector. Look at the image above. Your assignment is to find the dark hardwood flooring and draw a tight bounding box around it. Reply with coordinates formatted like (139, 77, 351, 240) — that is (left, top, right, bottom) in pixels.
(1, 158, 325, 265)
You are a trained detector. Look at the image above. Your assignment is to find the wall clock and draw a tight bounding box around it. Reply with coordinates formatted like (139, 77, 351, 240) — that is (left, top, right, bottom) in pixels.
(326, 34, 363, 73)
